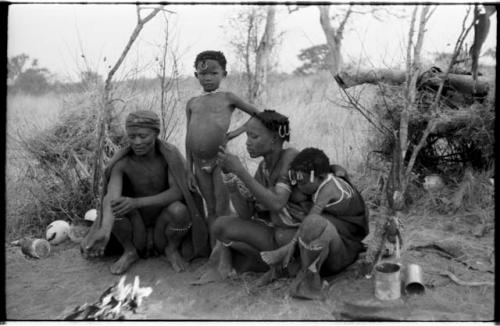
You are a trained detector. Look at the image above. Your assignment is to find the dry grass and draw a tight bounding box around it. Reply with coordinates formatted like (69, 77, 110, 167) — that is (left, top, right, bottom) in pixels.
(6, 73, 376, 240)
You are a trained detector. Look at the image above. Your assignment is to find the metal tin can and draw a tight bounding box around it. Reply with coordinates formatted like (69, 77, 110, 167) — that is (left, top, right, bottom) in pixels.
(374, 262, 401, 300)
(405, 263, 425, 294)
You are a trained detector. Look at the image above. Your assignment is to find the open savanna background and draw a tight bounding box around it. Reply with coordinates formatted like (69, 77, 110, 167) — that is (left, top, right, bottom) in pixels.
(6, 3, 495, 321)
(6, 71, 373, 240)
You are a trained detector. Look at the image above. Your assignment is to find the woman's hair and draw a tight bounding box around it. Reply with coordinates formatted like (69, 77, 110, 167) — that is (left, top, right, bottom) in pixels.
(194, 50, 227, 71)
(290, 147, 330, 175)
(254, 109, 290, 142)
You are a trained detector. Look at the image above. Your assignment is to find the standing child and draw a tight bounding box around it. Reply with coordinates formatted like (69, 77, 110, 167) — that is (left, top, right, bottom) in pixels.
(186, 50, 260, 246)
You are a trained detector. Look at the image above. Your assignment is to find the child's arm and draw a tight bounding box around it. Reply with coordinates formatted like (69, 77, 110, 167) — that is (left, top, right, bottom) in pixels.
(226, 118, 249, 141)
(185, 100, 196, 191)
(227, 92, 260, 116)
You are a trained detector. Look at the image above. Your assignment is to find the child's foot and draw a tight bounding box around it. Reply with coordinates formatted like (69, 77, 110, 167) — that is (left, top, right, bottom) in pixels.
(261, 243, 294, 266)
(110, 250, 139, 275)
(165, 246, 188, 272)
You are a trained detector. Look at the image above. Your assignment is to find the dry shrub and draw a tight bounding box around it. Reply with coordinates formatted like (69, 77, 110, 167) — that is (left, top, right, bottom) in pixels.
(413, 168, 494, 218)
(16, 90, 126, 236)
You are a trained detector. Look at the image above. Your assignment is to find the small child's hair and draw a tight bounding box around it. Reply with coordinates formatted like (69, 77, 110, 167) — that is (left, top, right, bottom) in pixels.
(194, 50, 227, 70)
(290, 147, 330, 176)
(254, 109, 290, 142)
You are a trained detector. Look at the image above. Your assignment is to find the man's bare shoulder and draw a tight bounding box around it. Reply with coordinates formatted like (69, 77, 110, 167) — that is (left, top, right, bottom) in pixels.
(111, 154, 132, 171)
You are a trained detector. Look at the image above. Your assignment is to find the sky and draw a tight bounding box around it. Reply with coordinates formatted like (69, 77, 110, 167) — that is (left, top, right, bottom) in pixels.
(7, 3, 497, 82)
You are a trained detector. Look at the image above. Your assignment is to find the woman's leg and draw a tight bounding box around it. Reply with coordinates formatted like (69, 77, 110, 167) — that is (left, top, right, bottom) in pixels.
(191, 215, 276, 285)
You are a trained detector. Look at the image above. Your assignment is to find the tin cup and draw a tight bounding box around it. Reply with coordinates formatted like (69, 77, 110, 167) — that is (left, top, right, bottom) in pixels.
(405, 263, 425, 295)
(374, 262, 401, 300)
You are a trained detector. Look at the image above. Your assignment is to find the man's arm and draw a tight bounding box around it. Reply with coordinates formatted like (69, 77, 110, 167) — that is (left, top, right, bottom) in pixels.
(133, 170, 183, 208)
(101, 161, 125, 232)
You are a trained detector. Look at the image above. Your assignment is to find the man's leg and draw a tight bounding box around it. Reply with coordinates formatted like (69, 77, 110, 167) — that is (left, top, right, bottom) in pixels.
(164, 201, 191, 272)
(153, 201, 191, 272)
(129, 209, 147, 257)
(109, 216, 141, 275)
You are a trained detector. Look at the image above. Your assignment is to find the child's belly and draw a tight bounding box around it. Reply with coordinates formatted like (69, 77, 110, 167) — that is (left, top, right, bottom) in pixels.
(187, 121, 227, 159)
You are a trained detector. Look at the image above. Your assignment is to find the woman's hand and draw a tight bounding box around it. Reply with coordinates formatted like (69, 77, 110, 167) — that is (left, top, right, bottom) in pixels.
(111, 196, 138, 217)
(217, 145, 245, 175)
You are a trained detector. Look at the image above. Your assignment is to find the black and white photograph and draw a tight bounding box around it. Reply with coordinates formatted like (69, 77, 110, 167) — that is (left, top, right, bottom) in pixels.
(5, 1, 496, 321)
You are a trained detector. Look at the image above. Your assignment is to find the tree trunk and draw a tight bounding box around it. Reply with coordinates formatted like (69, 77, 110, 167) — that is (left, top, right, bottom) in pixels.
(318, 5, 343, 74)
(251, 6, 275, 105)
(335, 69, 490, 97)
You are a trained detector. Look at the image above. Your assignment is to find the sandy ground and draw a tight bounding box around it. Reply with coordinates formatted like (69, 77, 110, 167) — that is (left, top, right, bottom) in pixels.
(6, 227, 494, 321)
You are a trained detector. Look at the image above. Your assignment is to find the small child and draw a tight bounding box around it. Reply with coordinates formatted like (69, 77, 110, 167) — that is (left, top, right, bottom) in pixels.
(185, 50, 260, 246)
(261, 147, 365, 268)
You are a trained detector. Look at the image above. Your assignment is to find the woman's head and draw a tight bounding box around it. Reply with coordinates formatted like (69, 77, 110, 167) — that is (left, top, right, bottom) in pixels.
(245, 110, 290, 158)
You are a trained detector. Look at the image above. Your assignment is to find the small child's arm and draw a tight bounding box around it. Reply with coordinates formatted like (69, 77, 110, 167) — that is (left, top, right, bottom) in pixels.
(227, 92, 260, 116)
(226, 119, 249, 141)
(185, 100, 196, 191)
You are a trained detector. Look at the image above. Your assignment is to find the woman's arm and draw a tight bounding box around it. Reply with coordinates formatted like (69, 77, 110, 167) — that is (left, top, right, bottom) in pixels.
(218, 146, 294, 212)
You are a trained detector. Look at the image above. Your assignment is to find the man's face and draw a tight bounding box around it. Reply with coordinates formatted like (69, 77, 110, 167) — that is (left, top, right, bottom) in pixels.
(126, 127, 157, 156)
(194, 59, 226, 92)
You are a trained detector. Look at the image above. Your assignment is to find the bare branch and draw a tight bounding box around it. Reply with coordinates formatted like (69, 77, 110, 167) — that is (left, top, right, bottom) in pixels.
(337, 5, 353, 39)
(104, 5, 164, 90)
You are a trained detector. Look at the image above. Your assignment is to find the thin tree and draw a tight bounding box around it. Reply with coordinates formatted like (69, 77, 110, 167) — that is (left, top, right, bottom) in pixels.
(92, 5, 165, 209)
(228, 5, 277, 104)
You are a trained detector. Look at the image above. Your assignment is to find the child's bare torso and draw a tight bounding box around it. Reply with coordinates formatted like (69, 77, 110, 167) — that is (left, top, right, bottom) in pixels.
(121, 154, 169, 225)
(187, 92, 235, 159)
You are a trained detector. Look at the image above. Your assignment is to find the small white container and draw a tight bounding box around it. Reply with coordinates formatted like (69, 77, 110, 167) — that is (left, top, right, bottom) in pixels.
(374, 262, 401, 300)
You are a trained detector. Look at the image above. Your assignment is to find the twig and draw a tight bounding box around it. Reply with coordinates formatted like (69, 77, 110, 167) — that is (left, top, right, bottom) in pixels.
(438, 270, 493, 287)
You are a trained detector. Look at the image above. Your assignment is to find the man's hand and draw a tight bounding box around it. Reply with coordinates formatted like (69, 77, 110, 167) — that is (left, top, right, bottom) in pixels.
(80, 227, 110, 259)
(217, 145, 245, 175)
(111, 196, 138, 217)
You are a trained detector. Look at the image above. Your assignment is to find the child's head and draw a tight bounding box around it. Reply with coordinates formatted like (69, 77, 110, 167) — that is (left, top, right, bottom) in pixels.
(246, 110, 290, 158)
(289, 147, 330, 194)
(194, 50, 227, 92)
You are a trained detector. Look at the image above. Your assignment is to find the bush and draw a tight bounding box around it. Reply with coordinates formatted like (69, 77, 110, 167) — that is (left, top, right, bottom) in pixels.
(17, 90, 126, 235)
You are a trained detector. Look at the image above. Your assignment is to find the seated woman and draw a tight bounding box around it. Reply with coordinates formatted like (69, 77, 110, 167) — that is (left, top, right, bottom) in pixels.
(262, 147, 369, 300)
(191, 110, 300, 285)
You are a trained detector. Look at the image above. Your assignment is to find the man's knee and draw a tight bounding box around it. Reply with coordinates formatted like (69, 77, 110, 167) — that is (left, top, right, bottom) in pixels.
(165, 201, 189, 224)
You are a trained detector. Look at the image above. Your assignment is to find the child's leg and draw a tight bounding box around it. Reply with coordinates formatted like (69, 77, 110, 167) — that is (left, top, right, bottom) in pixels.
(194, 161, 217, 247)
(212, 165, 230, 216)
